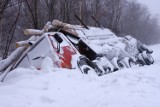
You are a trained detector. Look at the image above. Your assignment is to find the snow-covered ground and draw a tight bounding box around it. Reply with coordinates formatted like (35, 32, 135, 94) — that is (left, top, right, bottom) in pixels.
(0, 44, 160, 107)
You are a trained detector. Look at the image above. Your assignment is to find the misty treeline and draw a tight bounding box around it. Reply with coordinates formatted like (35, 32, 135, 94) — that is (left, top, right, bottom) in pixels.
(0, 0, 160, 59)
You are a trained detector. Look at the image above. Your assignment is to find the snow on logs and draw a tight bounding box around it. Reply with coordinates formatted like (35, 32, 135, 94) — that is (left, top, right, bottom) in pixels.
(0, 36, 37, 73)
(52, 20, 75, 29)
(16, 36, 38, 47)
(24, 29, 44, 36)
(24, 21, 53, 36)
(52, 20, 79, 36)
(23, 20, 79, 37)
(0, 46, 27, 73)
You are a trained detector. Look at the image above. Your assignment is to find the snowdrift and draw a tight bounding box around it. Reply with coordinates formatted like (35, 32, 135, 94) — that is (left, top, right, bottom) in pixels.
(0, 44, 159, 107)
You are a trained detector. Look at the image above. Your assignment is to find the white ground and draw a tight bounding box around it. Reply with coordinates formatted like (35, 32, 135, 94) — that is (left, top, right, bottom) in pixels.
(0, 44, 160, 107)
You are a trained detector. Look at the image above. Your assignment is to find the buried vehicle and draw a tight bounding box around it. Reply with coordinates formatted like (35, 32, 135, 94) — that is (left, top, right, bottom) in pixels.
(74, 27, 154, 68)
(51, 20, 154, 70)
(12, 32, 112, 76)
(0, 20, 154, 81)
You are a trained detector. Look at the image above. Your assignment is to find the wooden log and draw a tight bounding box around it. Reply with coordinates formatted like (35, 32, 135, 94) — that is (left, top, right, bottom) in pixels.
(43, 21, 54, 32)
(24, 22, 54, 36)
(52, 20, 75, 29)
(0, 46, 27, 73)
(52, 20, 85, 30)
(52, 20, 79, 36)
(24, 29, 44, 36)
(16, 36, 38, 47)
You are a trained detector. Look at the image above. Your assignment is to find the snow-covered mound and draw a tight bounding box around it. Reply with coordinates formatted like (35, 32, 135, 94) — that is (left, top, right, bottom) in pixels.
(150, 44, 160, 62)
(75, 27, 139, 60)
(0, 44, 160, 107)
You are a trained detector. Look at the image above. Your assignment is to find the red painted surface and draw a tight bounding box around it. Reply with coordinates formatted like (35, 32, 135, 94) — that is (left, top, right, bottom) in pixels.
(60, 46, 76, 69)
(48, 35, 76, 69)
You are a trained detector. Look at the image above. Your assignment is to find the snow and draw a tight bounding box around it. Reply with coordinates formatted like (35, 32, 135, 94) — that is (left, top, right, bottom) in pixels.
(150, 44, 160, 62)
(75, 27, 139, 61)
(0, 47, 26, 72)
(0, 44, 160, 107)
(76, 27, 116, 38)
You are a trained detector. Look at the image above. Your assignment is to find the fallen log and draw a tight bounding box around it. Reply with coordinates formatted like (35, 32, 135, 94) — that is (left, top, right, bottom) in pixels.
(52, 20, 79, 36)
(43, 21, 54, 32)
(24, 22, 54, 36)
(52, 20, 75, 29)
(0, 46, 27, 73)
(24, 29, 44, 36)
(16, 36, 38, 47)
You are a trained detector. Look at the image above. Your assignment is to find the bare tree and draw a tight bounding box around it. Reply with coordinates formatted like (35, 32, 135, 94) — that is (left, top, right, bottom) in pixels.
(44, 0, 57, 21)
(2, 1, 22, 59)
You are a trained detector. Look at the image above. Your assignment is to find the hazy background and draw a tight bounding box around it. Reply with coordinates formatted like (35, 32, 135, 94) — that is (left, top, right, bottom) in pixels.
(138, 0, 160, 15)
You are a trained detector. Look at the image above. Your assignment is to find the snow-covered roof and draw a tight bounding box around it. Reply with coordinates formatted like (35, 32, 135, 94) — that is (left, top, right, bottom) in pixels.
(76, 27, 117, 39)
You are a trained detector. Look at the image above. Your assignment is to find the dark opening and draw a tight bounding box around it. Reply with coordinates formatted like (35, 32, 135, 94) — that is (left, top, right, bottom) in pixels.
(54, 33, 63, 43)
(77, 40, 98, 60)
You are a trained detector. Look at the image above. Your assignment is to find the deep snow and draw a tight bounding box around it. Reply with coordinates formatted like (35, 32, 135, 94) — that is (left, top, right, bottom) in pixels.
(0, 44, 160, 107)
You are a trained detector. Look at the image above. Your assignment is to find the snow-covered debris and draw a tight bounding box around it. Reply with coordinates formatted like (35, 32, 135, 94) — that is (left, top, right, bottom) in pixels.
(41, 57, 54, 72)
(0, 47, 26, 72)
(1, 20, 154, 76)
(0, 44, 160, 107)
(150, 44, 160, 62)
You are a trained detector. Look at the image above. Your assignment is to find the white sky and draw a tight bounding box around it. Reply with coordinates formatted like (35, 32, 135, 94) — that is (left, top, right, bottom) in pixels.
(138, 0, 160, 15)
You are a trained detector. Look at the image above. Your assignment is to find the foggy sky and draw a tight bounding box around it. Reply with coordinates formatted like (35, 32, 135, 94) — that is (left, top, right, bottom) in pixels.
(138, 0, 160, 15)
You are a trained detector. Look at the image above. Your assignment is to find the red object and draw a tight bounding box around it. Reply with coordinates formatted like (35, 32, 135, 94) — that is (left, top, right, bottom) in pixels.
(48, 35, 76, 69)
(59, 46, 76, 69)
